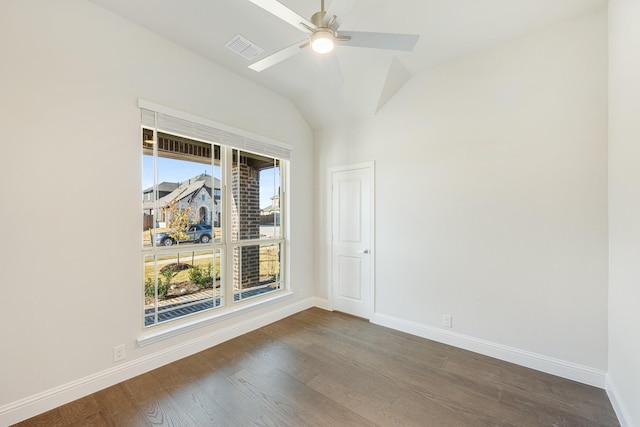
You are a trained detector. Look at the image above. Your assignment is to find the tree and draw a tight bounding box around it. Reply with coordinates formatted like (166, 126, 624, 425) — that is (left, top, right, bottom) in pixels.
(166, 200, 192, 245)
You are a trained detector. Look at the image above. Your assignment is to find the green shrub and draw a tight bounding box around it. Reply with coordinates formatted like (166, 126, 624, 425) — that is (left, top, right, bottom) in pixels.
(189, 264, 214, 289)
(188, 264, 203, 284)
(144, 277, 154, 297)
(158, 268, 175, 298)
(145, 276, 170, 299)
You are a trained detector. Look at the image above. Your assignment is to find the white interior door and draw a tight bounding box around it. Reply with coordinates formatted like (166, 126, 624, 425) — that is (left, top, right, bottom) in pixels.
(331, 163, 374, 319)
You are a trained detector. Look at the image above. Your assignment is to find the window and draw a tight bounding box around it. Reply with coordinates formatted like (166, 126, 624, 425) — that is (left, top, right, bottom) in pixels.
(141, 103, 289, 328)
(230, 150, 282, 302)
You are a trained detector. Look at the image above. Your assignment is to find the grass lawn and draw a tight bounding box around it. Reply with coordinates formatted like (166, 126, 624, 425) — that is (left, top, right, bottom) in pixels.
(143, 243, 281, 300)
(144, 251, 221, 283)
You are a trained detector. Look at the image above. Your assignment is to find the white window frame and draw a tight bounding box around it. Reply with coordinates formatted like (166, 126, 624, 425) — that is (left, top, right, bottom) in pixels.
(138, 100, 292, 345)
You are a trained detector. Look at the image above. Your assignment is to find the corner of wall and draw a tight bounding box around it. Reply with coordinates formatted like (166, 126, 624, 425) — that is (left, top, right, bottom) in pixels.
(606, 375, 634, 427)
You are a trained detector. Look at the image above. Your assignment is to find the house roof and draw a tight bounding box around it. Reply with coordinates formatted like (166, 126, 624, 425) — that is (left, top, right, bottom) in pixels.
(143, 181, 179, 194)
(143, 174, 221, 210)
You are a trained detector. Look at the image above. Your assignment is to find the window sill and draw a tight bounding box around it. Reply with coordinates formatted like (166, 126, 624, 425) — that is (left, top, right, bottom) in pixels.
(137, 291, 294, 347)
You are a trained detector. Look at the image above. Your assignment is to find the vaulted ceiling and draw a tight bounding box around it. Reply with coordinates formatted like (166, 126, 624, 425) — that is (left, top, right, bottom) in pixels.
(88, 0, 607, 130)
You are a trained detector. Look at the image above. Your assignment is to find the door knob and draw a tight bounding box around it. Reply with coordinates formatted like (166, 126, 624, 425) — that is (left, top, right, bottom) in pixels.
(357, 249, 369, 254)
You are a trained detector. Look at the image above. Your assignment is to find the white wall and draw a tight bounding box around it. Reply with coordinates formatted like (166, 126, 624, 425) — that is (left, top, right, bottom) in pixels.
(0, 0, 313, 423)
(315, 7, 608, 375)
(608, 0, 640, 425)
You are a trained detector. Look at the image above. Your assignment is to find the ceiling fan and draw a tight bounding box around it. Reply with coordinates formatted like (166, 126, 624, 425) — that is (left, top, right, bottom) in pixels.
(247, 0, 420, 72)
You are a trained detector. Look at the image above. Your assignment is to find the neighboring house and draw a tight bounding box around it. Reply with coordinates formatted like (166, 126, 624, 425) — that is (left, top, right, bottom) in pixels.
(260, 193, 280, 225)
(143, 173, 221, 228)
(261, 192, 280, 213)
(142, 181, 179, 203)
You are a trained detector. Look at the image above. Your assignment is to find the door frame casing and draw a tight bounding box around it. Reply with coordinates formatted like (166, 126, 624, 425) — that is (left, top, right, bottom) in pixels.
(328, 161, 375, 318)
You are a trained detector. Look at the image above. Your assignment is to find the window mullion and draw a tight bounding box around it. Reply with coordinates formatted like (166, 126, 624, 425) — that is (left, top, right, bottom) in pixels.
(280, 161, 287, 288)
(223, 147, 234, 308)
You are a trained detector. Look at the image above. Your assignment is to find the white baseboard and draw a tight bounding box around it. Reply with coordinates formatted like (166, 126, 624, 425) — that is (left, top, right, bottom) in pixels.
(606, 375, 634, 427)
(371, 312, 606, 389)
(312, 297, 330, 310)
(0, 297, 315, 426)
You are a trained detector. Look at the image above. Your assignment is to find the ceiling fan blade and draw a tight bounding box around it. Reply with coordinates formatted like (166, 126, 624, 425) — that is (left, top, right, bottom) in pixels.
(338, 31, 419, 51)
(249, 40, 308, 72)
(247, 0, 315, 33)
(324, 0, 357, 29)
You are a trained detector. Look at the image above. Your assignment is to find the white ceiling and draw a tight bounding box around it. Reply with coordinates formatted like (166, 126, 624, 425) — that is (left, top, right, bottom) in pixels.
(88, 0, 607, 130)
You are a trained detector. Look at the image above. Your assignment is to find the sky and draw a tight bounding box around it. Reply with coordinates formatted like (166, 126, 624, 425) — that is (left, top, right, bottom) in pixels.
(143, 155, 279, 209)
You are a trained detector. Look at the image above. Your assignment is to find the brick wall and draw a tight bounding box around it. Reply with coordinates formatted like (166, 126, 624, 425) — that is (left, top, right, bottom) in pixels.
(231, 162, 260, 290)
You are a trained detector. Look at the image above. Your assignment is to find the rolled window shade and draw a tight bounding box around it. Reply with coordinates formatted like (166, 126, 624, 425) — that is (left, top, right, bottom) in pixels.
(140, 101, 292, 160)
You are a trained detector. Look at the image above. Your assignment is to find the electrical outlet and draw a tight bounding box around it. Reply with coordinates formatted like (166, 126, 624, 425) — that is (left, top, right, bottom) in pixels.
(113, 344, 126, 362)
(442, 314, 453, 328)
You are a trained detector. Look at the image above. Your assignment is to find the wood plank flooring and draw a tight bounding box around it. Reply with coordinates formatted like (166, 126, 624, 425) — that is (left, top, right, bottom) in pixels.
(13, 308, 620, 426)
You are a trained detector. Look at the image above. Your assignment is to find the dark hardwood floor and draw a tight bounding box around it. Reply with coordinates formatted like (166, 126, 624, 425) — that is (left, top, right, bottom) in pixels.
(14, 308, 620, 426)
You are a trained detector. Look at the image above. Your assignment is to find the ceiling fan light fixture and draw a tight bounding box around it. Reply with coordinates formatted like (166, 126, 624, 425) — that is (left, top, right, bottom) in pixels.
(311, 29, 335, 54)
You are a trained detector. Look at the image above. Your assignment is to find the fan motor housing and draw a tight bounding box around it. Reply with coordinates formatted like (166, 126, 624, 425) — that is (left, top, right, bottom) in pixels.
(311, 10, 326, 27)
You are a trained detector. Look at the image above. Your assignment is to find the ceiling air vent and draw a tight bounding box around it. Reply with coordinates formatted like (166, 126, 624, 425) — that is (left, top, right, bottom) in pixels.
(225, 34, 264, 61)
